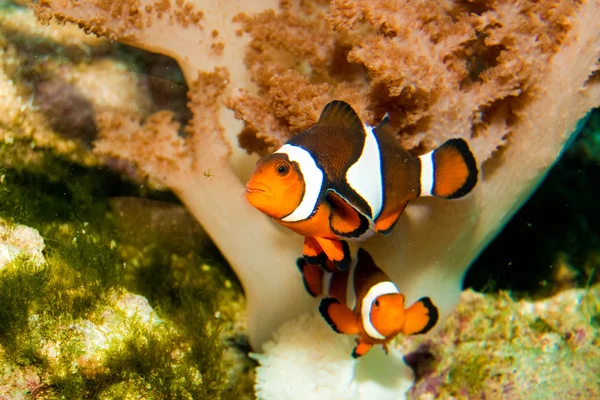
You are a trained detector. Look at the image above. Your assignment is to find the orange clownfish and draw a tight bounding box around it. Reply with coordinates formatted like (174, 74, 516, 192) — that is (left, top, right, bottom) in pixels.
(245, 100, 478, 271)
(297, 248, 439, 358)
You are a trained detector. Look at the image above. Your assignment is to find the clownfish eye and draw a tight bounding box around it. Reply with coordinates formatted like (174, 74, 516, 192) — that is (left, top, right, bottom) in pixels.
(275, 162, 290, 176)
(374, 300, 380, 308)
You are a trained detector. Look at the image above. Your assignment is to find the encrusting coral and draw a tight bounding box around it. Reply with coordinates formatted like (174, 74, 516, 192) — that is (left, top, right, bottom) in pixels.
(32, 0, 600, 397)
(405, 286, 600, 399)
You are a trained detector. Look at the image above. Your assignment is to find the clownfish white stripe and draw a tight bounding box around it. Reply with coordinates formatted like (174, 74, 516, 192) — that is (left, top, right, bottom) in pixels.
(346, 256, 358, 310)
(345, 125, 384, 219)
(276, 144, 324, 222)
(361, 281, 400, 340)
(419, 151, 435, 197)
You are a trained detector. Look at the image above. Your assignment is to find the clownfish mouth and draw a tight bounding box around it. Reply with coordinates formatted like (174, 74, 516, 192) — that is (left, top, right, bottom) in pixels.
(245, 184, 273, 198)
(245, 186, 265, 194)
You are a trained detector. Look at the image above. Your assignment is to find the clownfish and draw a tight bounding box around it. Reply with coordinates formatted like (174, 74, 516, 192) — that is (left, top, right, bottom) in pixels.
(245, 100, 478, 271)
(297, 248, 439, 358)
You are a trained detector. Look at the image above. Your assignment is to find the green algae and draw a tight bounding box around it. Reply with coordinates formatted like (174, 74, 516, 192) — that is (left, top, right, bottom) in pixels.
(529, 317, 556, 335)
(0, 255, 49, 352)
(0, 158, 249, 398)
(446, 352, 500, 397)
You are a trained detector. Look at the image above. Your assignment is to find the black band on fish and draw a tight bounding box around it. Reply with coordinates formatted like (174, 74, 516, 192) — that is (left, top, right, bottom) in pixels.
(319, 297, 344, 334)
(430, 138, 479, 199)
(332, 240, 352, 271)
(413, 297, 439, 335)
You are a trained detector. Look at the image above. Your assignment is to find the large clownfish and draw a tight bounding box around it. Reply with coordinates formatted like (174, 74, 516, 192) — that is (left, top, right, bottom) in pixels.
(297, 248, 439, 358)
(245, 100, 478, 270)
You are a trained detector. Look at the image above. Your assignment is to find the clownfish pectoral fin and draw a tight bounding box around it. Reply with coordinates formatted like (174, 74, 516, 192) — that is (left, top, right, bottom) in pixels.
(420, 138, 478, 199)
(314, 237, 352, 271)
(296, 258, 324, 297)
(351, 340, 374, 358)
(303, 237, 326, 266)
(318, 100, 364, 132)
(319, 297, 361, 335)
(374, 202, 407, 235)
(401, 297, 439, 336)
(327, 191, 370, 239)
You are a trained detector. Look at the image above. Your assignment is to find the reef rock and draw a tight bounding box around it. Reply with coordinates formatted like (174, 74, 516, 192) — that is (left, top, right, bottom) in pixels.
(0, 219, 44, 268)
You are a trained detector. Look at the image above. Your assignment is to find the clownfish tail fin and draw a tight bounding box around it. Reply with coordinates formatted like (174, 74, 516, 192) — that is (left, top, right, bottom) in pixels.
(418, 138, 478, 199)
(319, 297, 361, 335)
(401, 296, 439, 336)
(296, 258, 325, 297)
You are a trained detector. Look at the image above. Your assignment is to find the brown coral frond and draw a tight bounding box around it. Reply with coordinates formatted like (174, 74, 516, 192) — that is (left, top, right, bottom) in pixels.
(227, 90, 288, 156)
(268, 70, 331, 132)
(94, 110, 191, 186)
(225, 65, 382, 155)
(185, 67, 232, 168)
(35, 0, 204, 40)
(228, 0, 593, 164)
(35, 0, 146, 40)
(236, 5, 338, 87)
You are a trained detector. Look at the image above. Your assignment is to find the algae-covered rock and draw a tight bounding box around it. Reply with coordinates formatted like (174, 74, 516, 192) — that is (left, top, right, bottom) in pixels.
(0, 2, 120, 171)
(404, 287, 600, 399)
(0, 127, 249, 399)
(0, 1, 186, 188)
(0, 219, 44, 268)
(0, 203, 250, 399)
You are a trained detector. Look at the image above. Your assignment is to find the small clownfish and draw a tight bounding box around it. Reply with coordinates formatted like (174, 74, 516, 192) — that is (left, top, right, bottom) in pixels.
(245, 100, 478, 271)
(296, 248, 439, 358)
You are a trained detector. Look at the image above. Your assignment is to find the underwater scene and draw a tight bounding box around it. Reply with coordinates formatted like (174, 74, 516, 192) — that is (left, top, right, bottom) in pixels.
(0, 0, 599, 399)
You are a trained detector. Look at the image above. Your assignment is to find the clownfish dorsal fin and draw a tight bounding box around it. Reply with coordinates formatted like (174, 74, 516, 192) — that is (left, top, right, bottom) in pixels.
(318, 101, 364, 132)
(373, 113, 397, 138)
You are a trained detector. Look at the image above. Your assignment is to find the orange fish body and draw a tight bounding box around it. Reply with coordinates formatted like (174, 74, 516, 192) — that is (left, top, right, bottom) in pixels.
(246, 100, 479, 270)
(297, 248, 439, 357)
